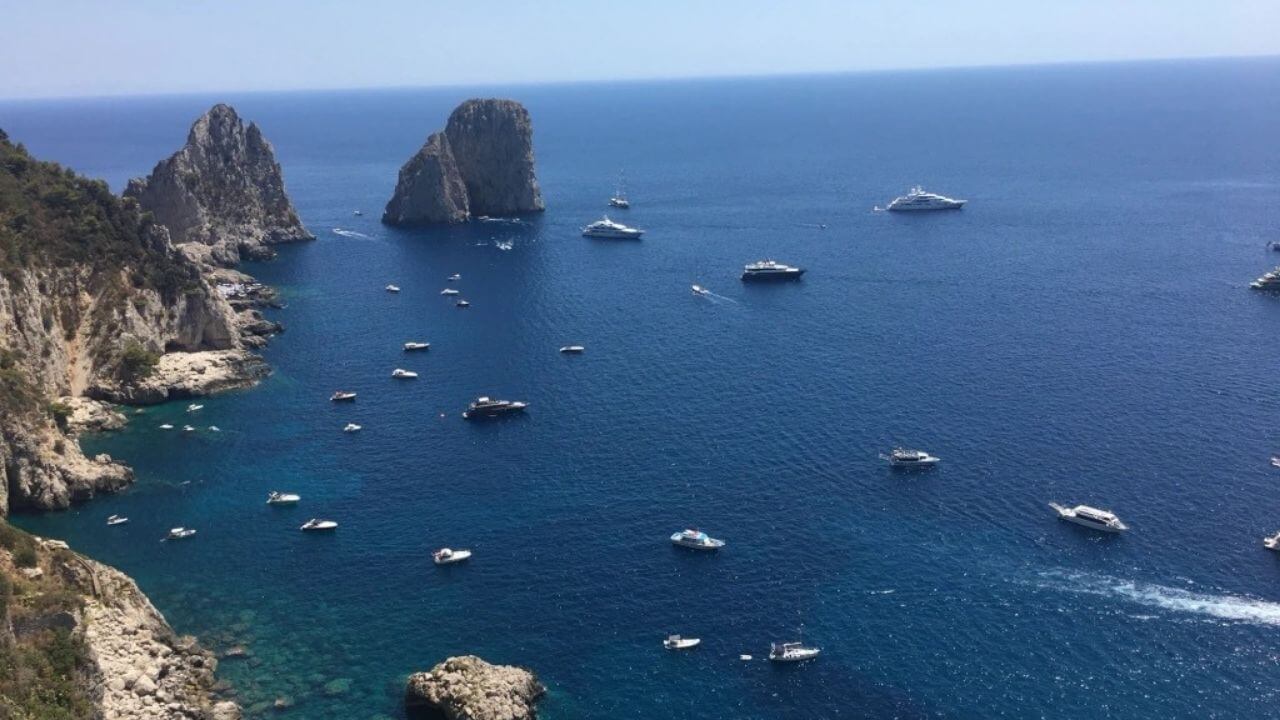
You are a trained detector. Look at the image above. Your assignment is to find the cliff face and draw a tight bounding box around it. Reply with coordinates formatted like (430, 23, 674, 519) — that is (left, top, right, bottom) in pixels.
(383, 99, 544, 226)
(125, 104, 312, 267)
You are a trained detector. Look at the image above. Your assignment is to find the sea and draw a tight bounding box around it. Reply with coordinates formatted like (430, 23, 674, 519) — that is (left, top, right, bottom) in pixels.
(4, 57, 1280, 719)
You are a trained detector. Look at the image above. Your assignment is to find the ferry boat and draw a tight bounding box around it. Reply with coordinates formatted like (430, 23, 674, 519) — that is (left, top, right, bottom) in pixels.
(582, 216, 644, 239)
(462, 396, 528, 419)
(106, 515, 129, 526)
(886, 447, 940, 469)
(886, 186, 966, 211)
(769, 642, 821, 663)
(266, 491, 300, 505)
(391, 368, 418, 379)
(663, 635, 701, 650)
(1049, 503, 1128, 533)
(330, 391, 357, 402)
(300, 518, 338, 532)
(741, 260, 805, 282)
(670, 528, 725, 551)
(1264, 531, 1280, 551)
(165, 527, 196, 541)
(403, 342, 430, 351)
(1250, 268, 1280, 291)
(433, 547, 472, 565)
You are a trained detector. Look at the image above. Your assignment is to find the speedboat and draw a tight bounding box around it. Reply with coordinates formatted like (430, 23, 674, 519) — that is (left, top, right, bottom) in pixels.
(391, 369, 418, 379)
(166, 527, 196, 541)
(330, 391, 357, 402)
(343, 423, 362, 433)
(385, 284, 401, 293)
(663, 635, 701, 650)
(560, 345, 585, 354)
(886, 447, 940, 469)
(433, 547, 472, 565)
(182, 425, 196, 433)
(741, 260, 805, 282)
(208, 426, 220, 432)
(670, 528, 725, 551)
(691, 285, 710, 296)
(1049, 503, 1128, 533)
(1264, 531, 1280, 551)
(159, 423, 174, 430)
(462, 396, 528, 419)
(886, 186, 966, 211)
(456, 299, 470, 308)
(186, 403, 203, 412)
(441, 288, 460, 296)
(266, 491, 300, 505)
(448, 273, 461, 281)
(404, 342, 431, 351)
(300, 518, 338, 532)
(1271, 455, 1280, 469)
(582, 216, 644, 239)
(769, 642, 821, 663)
(1251, 268, 1280, 291)
(106, 515, 129, 526)
(609, 196, 630, 209)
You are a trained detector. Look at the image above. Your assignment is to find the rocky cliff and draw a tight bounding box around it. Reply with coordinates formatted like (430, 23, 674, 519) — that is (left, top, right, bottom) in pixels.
(125, 104, 312, 266)
(383, 99, 544, 226)
(405, 655, 545, 720)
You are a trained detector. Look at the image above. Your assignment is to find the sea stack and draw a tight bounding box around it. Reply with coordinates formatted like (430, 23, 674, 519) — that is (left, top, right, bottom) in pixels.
(383, 99, 544, 226)
(125, 104, 313, 266)
(404, 655, 545, 720)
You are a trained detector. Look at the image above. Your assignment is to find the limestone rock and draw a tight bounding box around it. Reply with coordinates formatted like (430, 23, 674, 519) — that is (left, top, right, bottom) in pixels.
(383, 132, 470, 225)
(405, 655, 545, 720)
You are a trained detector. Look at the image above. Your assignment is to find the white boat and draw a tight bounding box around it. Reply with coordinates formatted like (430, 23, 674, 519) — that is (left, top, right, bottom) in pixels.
(343, 423, 362, 433)
(330, 391, 357, 402)
(691, 285, 710, 296)
(391, 369, 418, 379)
(670, 528, 725, 551)
(300, 518, 338, 532)
(208, 425, 221, 432)
(186, 403, 204, 412)
(560, 345, 585, 354)
(106, 514, 129, 526)
(166, 527, 196, 541)
(441, 288, 460, 296)
(740, 260, 805, 282)
(353, 210, 363, 216)
(1272, 455, 1280, 469)
(404, 342, 431, 351)
(769, 642, 821, 663)
(456, 300, 470, 308)
(1251, 268, 1280, 291)
(1264, 531, 1280, 551)
(886, 186, 966, 212)
(385, 284, 401, 293)
(663, 634, 701, 650)
(1049, 503, 1128, 533)
(582, 216, 644, 239)
(159, 423, 174, 430)
(433, 547, 472, 565)
(448, 273, 461, 281)
(886, 447, 940, 469)
(182, 425, 196, 433)
(609, 171, 630, 209)
(739, 654, 753, 661)
(266, 491, 300, 505)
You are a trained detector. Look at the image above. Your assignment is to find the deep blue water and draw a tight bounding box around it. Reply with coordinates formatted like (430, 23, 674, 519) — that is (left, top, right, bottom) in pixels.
(6, 58, 1280, 718)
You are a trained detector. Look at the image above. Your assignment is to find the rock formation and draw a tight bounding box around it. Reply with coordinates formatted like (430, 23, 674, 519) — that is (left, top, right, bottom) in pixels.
(383, 99, 544, 226)
(125, 104, 312, 266)
(405, 655, 545, 720)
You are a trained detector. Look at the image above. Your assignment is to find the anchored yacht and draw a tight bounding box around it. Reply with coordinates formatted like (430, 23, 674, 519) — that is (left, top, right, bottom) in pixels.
(267, 491, 300, 505)
(609, 172, 631, 209)
(300, 518, 338, 532)
(886, 447, 940, 469)
(385, 284, 401, 293)
(462, 396, 528, 419)
(404, 342, 430, 351)
(165, 527, 196, 541)
(391, 369, 418, 379)
(886, 186, 965, 211)
(331, 391, 357, 402)
(343, 423, 362, 433)
(560, 345, 585, 354)
(670, 528, 725, 551)
(769, 642, 821, 663)
(663, 635, 701, 650)
(441, 288, 460, 296)
(1265, 531, 1280, 551)
(741, 260, 805, 282)
(582, 216, 644, 239)
(433, 547, 472, 565)
(1251, 268, 1280, 291)
(1049, 503, 1128, 533)
(106, 515, 129, 526)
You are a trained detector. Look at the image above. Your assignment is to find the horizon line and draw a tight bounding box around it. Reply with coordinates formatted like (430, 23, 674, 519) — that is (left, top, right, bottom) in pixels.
(2, 52, 1277, 104)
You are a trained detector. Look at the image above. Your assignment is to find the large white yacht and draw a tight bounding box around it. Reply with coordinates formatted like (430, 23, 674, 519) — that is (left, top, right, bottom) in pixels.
(1251, 268, 1280, 291)
(769, 642, 821, 663)
(886, 186, 966, 212)
(670, 528, 725, 551)
(740, 260, 805, 282)
(582, 216, 644, 239)
(1049, 503, 1128, 533)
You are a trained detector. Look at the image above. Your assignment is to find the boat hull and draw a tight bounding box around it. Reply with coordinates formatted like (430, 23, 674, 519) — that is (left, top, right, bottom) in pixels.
(886, 202, 964, 212)
(1060, 515, 1125, 533)
(741, 270, 805, 282)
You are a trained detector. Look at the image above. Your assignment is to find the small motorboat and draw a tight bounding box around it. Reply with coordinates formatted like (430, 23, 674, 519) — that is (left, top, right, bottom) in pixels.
(343, 423, 362, 433)
(885, 447, 940, 469)
(266, 491, 300, 505)
(159, 423, 174, 430)
(330, 391, 357, 402)
(353, 210, 363, 216)
(391, 369, 418, 379)
(1264, 531, 1280, 551)
(456, 300, 470, 308)
(385, 284, 401, 293)
(433, 547, 472, 565)
(663, 635, 701, 650)
(560, 345, 585, 354)
(769, 642, 821, 663)
(186, 403, 204, 412)
(448, 273, 461, 281)
(739, 654, 753, 661)
(691, 285, 710, 296)
(106, 515, 129, 526)
(441, 288, 460, 296)
(182, 425, 196, 433)
(1049, 503, 1128, 533)
(300, 518, 338, 532)
(208, 425, 220, 432)
(670, 528, 725, 551)
(1269, 241, 1280, 252)
(404, 342, 430, 351)
(1271, 455, 1280, 469)
(165, 527, 196, 541)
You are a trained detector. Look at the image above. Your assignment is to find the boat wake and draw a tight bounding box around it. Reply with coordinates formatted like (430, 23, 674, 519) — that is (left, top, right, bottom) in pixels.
(477, 216, 527, 225)
(332, 228, 371, 239)
(1036, 570, 1280, 626)
(494, 240, 514, 251)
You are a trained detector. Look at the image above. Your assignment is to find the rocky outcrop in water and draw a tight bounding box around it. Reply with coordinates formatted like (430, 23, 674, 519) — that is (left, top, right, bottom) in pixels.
(383, 99, 544, 226)
(125, 104, 312, 266)
(405, 655, 545, 720)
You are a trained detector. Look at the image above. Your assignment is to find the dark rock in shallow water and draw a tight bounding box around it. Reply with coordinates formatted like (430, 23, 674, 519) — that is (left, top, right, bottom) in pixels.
(383, 99, 544, 226)
(405, 655, 545, 720)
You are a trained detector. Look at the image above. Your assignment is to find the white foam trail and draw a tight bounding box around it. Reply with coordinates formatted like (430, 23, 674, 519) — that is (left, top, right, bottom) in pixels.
(1038, 570, 1280, 626)
(331, 228, 371, 239)
(494, 240, 514, 251)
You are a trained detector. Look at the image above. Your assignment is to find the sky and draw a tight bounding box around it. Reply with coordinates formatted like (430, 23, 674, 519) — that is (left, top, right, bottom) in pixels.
(2, 0, 1278, 100)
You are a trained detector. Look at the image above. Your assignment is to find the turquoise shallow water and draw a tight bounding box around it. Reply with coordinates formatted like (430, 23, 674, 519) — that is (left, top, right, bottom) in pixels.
(6, 58, 1280, 718)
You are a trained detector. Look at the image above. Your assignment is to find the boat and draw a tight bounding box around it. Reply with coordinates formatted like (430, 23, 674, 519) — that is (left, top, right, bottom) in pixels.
(343, 423, 362, 433)
(106, 515, 129, 526)
(769, 642, 821, 663)
(208, 426, 221, 432)
(433, 547, 472, 565)
(385, 284, 401, 293)
(741, 260, 805, 282)
(886, 186, 966, 211)
(609, 171, 630, 209)
(582, 216, 644, 239)
(165, 527, 196, 541)
(739, 654, 753, 661)
(691, 285, 710, 296)
(186, 403, 203, 412)
(300, 518, 338, 532)
(159, 423, 174, 430)
(1269, 241, 1280, 252)
(353, 210, 363, 216)
(1271, 455, 1280, 469)
(560, 345, 585, 354)
(1250, 268, 1280, 291)
(448, 273, 461, 281)
(266, 491, 300, 505)
(670, 528, 725, 551)
(330, 391, 357, 402)
(663, 635, 701, 650)
(456, 300, 470, 308)
(182, 425, 196, 433)
(403, 342, 431, 351)
(885, 447, 940, 469)
(1264, 531, 1280, 551)
(441, 288, 460, 296)
(1049, 503, 1128, 533)
(391, 369, 418, 379)
(462, 396, 528, 419)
